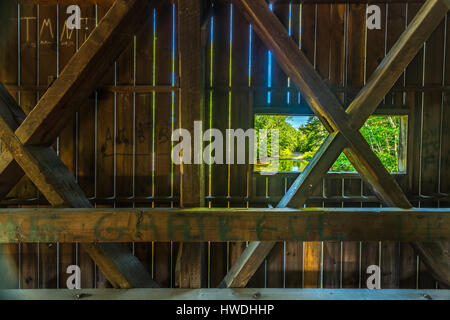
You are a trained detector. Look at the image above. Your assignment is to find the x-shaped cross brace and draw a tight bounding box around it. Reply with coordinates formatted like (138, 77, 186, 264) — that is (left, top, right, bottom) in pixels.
(0, 0, 159, 288)
(221, 0, 450, 288)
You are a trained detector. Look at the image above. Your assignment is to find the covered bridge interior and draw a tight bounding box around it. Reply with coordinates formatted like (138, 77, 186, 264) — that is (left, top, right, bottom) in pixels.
(0, 0, 449, 300)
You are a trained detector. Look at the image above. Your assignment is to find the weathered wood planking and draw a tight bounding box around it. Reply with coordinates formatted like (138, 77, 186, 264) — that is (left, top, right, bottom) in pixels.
(225, 0, 450, 289)
(76, 5, 97, 289)
(228, 1, 251, 288)
(17, 3, 39, 290)
(0, 1, 20, 290)
(133, 2, 156, 284)
(176, 0, 205, 289)
(300, 2, 323, 289)
(57, 2, 80, 289)
(154, 2, 176, 289)
(318, 3, 340, 289)
(341, 3, 366, 289)
(0, 207, 449, 243)
(362, 2, 386, 290)
(37, 4, 58, 290)
(0, 0, 159, 289)
(1, 0, 450, 290)
(208, 1, 231, 289)
(1, 288, 450, 300)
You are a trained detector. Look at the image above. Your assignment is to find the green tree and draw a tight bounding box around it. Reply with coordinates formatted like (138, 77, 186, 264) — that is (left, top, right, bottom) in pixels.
(254, 115, 400, 173)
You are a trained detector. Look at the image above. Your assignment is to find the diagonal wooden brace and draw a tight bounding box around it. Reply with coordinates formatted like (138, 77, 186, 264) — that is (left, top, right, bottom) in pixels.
(221, 0, 450, 288)
(0, 0, 159, 288)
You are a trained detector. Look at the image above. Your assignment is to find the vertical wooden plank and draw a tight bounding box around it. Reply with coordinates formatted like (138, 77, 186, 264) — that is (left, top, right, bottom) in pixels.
(381, 241, 400, 288)
(266, 242, 284, 288)
(228, 1, 250, 285)
(154, 2, 173, 288)
(77, 4, 96, 289)
(37, 4, 58, 289)
(133, 2, 155, 281)
(58, 3, 78, 289)
(95, 4, 114, 289)
(96, 4, 115, 202)
(300, 2, 321, 289)
(385, 3, 406, 106)
(399, 242, 417, 288)
(379, 2, 406, 290)
(323, 179, 342, 288)
(316, 3, 342, 290)
(418, 4, 446, 289)
(284, 241, 302, 288)
(266, 176, 285, 288)
(361, 204, 380, 289)
(341, 3, 366, 288)
(438, 13, 450, 289)
(115, 39, 134, 198)
(362, 2, 386, 289)
(77, 6, 96, 199)
(421, 14, 445, 196)
(284, 3, 303, 289)
(442, 12, 450, 210)
(177, 0, 205, 289)
(264, 3, 292, 289)
(0, 0, 19, 289)
(16, 2, 38, 289)
(209, 2, 230, 288)
(402, 4, 423, 289)
(270, 3, 289, 107)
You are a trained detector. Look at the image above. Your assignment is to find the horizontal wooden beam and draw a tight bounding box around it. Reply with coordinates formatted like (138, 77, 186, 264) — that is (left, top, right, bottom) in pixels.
(20, 0, 427, 5)
(0, 288, 449, 300)
(0, 207, 449, 243)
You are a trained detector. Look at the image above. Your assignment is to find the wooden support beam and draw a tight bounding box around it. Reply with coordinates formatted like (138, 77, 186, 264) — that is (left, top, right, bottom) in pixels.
(20, 0, 429, 5)
(0, 0, 159, 288)
(223, 0, 450, 288)
(1, 288, 449, 300)
(0, 84, 28, 198)
(0, 207, 449, 243)
(175, 0, 206, 289)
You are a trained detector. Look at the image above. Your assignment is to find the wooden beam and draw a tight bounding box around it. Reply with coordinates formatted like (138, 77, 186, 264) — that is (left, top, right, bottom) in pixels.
(18, 0, 429, 5)
(0, 84, 28, 198)
(0, 207, 449, 243)
(175, 0, 207, 289)
(224, 0, 450, 288)
(0, 288, 449, 300)
(0, 0, 159, 288)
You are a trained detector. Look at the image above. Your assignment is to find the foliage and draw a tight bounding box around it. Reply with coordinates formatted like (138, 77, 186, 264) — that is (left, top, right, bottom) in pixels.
(254, 115, 401, 173)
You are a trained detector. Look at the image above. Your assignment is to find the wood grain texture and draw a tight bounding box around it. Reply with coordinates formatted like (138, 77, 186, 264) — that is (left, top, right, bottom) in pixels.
(2, 207, 447, 243)
(0, 0, 159, 289)
(224, 0, 450, 288)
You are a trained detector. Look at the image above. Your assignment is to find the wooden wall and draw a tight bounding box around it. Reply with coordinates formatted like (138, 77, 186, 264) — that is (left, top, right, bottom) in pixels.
(0, 0, 448, 289)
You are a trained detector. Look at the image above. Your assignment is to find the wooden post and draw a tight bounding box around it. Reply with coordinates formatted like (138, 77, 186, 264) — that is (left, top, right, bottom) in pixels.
(175, 0, 206, 289)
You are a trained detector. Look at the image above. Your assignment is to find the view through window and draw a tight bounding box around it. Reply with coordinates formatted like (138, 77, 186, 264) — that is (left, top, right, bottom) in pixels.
(254, 115, 406, 173)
